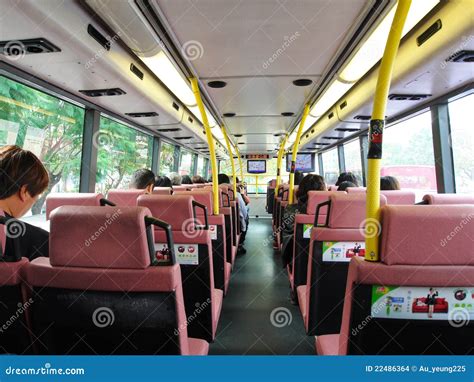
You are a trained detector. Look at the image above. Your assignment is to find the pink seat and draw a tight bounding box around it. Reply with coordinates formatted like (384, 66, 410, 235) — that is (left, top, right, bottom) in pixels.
(381, 190, 416, 205)
(107, 189, 146, 206)
(346, 187, 366, 193)
(137, 195, 221, 342)
(153, 187, 172, 195)
(25, 205, 208, 355)
(315, 334, 339, 356)
(172, 185, 193, 192)
(317, 204, 474, 355)
(422, 193, 474, 205)
(46, 193, 105, 219)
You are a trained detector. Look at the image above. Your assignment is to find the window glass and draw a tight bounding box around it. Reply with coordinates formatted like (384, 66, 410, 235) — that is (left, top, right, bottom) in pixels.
(0, 76, 84, 215)
(179, 150, 194, 175)
(159, 141, 175, 176)
(95, 116, 152, 194)
(382, 111, 436, 200)
(322, 148, 339, 185)
(449, 94, 474, 194)
(343, 139, 363, 185)
(197, 156, 206, 178)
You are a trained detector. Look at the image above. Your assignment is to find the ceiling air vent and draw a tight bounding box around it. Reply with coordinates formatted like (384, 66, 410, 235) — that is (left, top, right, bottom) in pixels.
(388, 94, 431, 101)
(87, 24, 112, 51)
(335, 127, 360, 132)
(417, 19, 442, 47)
(354, 115, 371, 120)
(323, 136, 340, 140)
(174, 136, 192, 140)
(130, 63, 144, 80)
(339, 101, 347, 110)
(188, 116, 194, 123)
(172, 102, 180, 111)
(0, 38, 61, 57)
(314, 143, 330, 146)
(328, 112, 334, 119)
(125, 112, 158, 118)
(446, 50, 474, 63)
(157, 128, 181, 133)
(79, 88, 125, 97)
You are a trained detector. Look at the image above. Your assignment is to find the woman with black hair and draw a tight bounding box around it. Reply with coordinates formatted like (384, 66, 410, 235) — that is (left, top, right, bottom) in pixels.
(181, 175, 193, 184)
(155, 176, 172, 188)
(335, 172, 359, 187)
(380, 176, 401, 190)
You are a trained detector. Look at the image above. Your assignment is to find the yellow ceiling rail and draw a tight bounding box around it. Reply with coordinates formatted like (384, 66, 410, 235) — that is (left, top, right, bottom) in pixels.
(275, 133, 288, 200)
(190, 78, 219, 215)
(222, 126, 237, 196)
(289, 104, 310, 204)
(365, 0, 412, 262)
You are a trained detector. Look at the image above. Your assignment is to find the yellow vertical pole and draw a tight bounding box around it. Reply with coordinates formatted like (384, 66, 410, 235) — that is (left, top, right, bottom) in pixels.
(235, 145, 244, 181)
(255, 175, 259, 196)
(191, 78, 219, 215)
(275, 134, 288, 200)
(222, 127, 237, 196)
(365, 0, 411, 261)
(289, 104, 310, 204)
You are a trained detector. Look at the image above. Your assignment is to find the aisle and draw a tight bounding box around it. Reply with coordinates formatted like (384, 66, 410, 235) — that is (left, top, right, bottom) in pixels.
(209, 218, 314, 355)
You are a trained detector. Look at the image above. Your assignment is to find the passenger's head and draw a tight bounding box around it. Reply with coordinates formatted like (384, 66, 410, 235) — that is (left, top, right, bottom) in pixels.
(337, 181, 357, 192)
(294, 171, 304, 185)
(129, 169, 155, 193)
(169, 172, 182, 186)
(380, 176, 400, 190)
(0, 145, 49, 218)
(192, 175, 206, 184)
(155, 176, 172, 188)
(296, 174, 326, 204)
(335, 172, 359, 187)
(181, 175, 193, 184)
(218, 173, 230, 185)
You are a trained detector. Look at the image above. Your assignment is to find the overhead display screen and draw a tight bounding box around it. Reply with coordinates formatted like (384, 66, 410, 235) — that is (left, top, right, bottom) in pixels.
(247, 160, 267, 174)
(286, 153, 315, 172)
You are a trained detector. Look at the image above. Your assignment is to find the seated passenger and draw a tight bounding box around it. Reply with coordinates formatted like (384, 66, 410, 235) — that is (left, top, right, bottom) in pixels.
(181, 175, 193, 185)
(192, 175, 206, 184)
(380, 175, 401, 190)
(294, 170, 304, 185)
(129, 169, 155, 194)
(155, 176, 172, 188)
(337, 181, 357, 191)
(169, 172, 182, 186)
(280, 174, 326, 268)
(335, 172, 359, 187)
(0, 145, 49, 261)
(236, 177, 250, 206)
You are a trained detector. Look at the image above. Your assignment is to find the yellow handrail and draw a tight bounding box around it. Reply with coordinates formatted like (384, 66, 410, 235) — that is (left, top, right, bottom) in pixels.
(365, 0, 412, 261)
(191, 78, 219, 215)
(275, 134, 288, 199)
(235, 145, 244, 181)
(289, 104, 310, 204)
(222, 127, 237, 196)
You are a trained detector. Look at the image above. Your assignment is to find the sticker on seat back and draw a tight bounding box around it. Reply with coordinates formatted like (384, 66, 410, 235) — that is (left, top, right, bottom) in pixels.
(209, 225, 217, 240)
(303, 224, 313, 239)
(322, 241, 365, 262)
(154, 243, 199, 265)
(371, 285, 474, 321)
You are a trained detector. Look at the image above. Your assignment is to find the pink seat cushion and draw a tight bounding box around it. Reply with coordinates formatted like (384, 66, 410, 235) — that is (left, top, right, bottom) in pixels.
(174, 190, 213, 216)
(297, 285, 307, 325)
(306, 191, 336, 215)
(212, 288, 223, 336)
(381, 190, 416, 205)
(224, 262, 231, 293)
(138, 195, 194, 230)
(346, 187, 366, 193)
(152, 187, 172, 195)
(0, 258, 29, 285)
(423, 193, 474, 205)
(46, 193, 104, 219)
(188, 338, 209, 355)
(315, 334, 340, 355)
(107, 189, 146, 206)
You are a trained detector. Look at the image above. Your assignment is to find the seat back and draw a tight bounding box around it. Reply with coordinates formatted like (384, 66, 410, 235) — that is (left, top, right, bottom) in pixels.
(381, 190, 416, 205)
(172, 185, 193, 192)
(303, 193, 387, 335)
(46, 193, 105, 219)
(346, 187, 366, 193)
(422, 193, 474, 205)
(153, 187, 172, 195)
(107, 189, 146, 206)
(338, 205, 474, 355)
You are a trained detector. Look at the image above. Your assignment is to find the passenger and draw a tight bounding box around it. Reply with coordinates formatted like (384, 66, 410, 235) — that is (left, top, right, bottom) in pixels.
(294, 170, 304, 185)
(236, 177, 250, 205)
(337, 181, 357, 191)
(129, 169, 155, 194)
(181, 175, 193, 185)
(0, 145, 49, 261)
(155, 176, 172, 188)
(280, 174, 326, 270)
(335, 172, 359, 187)
(192, 175, 206, 184)
(169, 172, 182, 186)
(380, 175, 401, 190)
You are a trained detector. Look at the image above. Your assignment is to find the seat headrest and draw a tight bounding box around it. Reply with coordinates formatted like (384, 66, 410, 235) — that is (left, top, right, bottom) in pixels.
(49, 206, 152, 269)
(306, 191, 337, 215)
(174, 190, 212, 215)
(137, 195, 193, 230)
(328, 193, 387, 228)
(381, 205, 474, 266)
(107, 189, 146, 206)
(346, 187, 366, 193)
(152, 187, 172, 195)
(423, 194, 474, 205)
(46, 193, 104, 220)
(172, 185, 192, 192)
(381, 190, 416, 205)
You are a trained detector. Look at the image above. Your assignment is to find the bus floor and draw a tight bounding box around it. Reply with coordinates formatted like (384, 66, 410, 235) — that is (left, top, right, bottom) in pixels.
(209, 218, 314, 355)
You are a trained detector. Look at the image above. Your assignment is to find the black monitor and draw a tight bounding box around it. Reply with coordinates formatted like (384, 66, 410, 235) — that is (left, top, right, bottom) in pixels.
(286, 153, 315, 172)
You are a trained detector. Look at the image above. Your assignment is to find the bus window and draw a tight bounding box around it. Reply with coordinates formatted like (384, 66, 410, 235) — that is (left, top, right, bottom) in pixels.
(0, 76, 84, 215)
(197, 156, 206, 178)
(449, 93, 474, 194)
(322, 148, 339, 185)
(95, 116, 153, 195)
(343, 139, 363, 185)
(179, 149, 194, 176)
(159, 141, 175, 176)
(382, 111, 436, 200)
